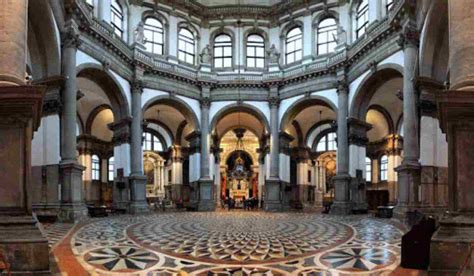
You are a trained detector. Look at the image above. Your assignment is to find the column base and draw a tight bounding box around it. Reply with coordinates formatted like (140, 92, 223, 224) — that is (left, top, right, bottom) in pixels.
(264, 178, 283, 212)
(129, 175, 150, 214)
(395, 161, 421, 218)
(330, 174, 352, 215)
(0, 215, 50, 274)
(197, 179, 215, 211)
(59, 161, 88, 222)
(429, 214, 474, 273)
(58, 202, 88, 222)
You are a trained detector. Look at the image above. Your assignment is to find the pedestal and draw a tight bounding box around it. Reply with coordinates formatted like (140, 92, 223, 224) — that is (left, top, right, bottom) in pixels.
(330, 174, 352, 215)
(264, 178, 283, 212)
(429, 214, 474, 274)
(394, 161, 421, 217)
(197, 179, 215, 211)
(58, 161, 88, 222)
(0, 86, 50, 274)
(429, 91, 474, 273)
(129, 175, 150, 214)
(112, 179, 130, 211)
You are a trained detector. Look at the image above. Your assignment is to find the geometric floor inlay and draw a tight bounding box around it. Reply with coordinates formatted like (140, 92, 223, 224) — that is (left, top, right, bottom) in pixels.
(61, 211, 405, 275)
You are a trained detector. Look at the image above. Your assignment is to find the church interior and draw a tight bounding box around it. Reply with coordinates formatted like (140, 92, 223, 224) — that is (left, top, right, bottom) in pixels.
(0, 0, 472, 274)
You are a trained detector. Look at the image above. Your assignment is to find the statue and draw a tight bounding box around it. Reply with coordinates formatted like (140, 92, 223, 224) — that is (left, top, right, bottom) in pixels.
(266, 44, 280, 64)
(134, 21, 146, 45)
(200, 44, 212, 64)
(332, 25, 347, 46)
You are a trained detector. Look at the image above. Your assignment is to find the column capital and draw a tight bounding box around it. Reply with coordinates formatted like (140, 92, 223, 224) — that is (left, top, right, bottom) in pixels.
(131, 79, 144, 94)
(336, 79, 349, 95)
(397, 21, 419, 49)
(200, 97, 211, 108)
(268, 96, 280, 108)
(61, 21, 81, 49)
(347, 117, 372, 146)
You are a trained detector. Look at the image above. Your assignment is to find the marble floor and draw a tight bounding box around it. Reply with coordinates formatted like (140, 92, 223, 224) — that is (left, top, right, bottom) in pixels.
(45, 211, 405, 275)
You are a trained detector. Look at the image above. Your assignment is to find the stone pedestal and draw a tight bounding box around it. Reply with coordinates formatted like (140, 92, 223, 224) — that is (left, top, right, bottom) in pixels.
(197, 179, 215, 211)
(264, 178, 283, 212)
(0, 86, 50, 274)
(394, 161, 421, 216)
(112, 178, 130, 210)
(429, 91, 474, 273)
(330, 174, 352, 215)
(129, 175, 150, 214)
(58, 161, 88, 222)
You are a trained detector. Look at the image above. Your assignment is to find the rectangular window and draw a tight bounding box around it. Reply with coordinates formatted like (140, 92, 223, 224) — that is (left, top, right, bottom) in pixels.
(380, 155, 388, 181)
(365, 158, 372, 182)
(108, 157, 114, 182)
(111, 2, 123, 38)
(92, 155, 100, 181)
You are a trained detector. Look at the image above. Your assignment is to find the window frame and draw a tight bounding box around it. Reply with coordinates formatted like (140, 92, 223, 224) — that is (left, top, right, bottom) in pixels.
(108, 156, 114, 182)
(315, 132, 337, 153)
(285, 27, 303, 65)
(246, 34, 265, 69)
(386, 0, 394, 13)
(316, 17, 338, 56)
(110, 0, 124, 38)
(380, 155, 388, 181)
(178, 28, 195, 65)
(365, 157, 372, 182)
(213, 33, 233, 69)
(92, 154, 101, 181)
(144, 17, 164, 55)
(142, 132, 164, 152)
(355, 0, 369, 39)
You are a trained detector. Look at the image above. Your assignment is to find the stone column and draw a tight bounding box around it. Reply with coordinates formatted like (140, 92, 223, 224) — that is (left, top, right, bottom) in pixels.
(265, 96, 283, 211)
(170, 145, 183, 201)
(394, 21, 421, 215)
(128, 80, 149, 214)
(0, 0, 50, 273)
(197, 97, 215, 211)
(348, 118, 372, 212)
(295, 147, 309, 208)
(430, 0, 474, 272)
(331, 80, 352, 215)
(58, 21, 88, 222)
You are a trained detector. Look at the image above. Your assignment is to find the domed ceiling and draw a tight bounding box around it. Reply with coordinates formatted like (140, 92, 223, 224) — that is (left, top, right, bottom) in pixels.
(195, 0, 282, 6)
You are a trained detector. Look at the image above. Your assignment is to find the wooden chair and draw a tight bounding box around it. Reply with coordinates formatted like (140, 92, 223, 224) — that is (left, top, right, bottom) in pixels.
(0, 249, 11, 276)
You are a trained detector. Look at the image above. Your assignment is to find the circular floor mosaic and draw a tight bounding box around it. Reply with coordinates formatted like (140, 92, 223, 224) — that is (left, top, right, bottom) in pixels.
(68, 212, 404, 275)
(128, 213, 353, 264)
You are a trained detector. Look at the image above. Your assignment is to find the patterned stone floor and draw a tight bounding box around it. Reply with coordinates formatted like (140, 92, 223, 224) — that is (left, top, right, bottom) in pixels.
(51, 211, 405, 275)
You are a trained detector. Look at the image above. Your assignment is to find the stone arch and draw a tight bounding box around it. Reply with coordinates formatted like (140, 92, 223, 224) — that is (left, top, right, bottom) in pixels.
(210, 103, 270, 141)
(144, 118, 175, 146)
(76, 63, 131, 123)
(142, 95, 200, 131)
(280, 96, 337, 133)
(367, 104, 395, 135)
(304, 119, 336, 147)
(349, 64, 403, 121)
(85, 104, 113, 134)
(27, 0, 61, 80)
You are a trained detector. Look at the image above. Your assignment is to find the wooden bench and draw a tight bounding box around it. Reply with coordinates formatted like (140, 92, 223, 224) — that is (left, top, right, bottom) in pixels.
(0, 250, 11, 276)
(376, 206, 395, 218)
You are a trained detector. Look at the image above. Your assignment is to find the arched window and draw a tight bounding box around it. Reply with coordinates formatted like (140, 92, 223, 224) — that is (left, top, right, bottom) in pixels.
(316, 132, 337, 152)
(144, 18, 164, 55)
(111, 0, 123, 38)
(108, 156, 114, 182)
(143, 132, 163, 152)
(92, 154, 100, 181)
(380, 155, 388, 181)
(214, 34, 232, 68)
(386, 0, 394, 12)
(178, 28, 195, 64)
(317, 18, 337, 55)
(356, 0, 369, 39)
(365, 157, 372, 182)
(285, 27, 302, 64)
(246, 34, 265, 68)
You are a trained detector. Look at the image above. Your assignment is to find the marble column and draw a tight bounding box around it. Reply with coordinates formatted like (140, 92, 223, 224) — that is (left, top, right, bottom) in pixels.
(430, 0, 474, 272)
(265, 96, 284, 211)
(330, 80, 352, 215)
(198, 97, 215, 211)
(0, 0, 50, 273)
(128, 80, 149, 214)
(170, 145, 183, 201)
(394, 21, 421, 215)
(58, 20, 88, 222)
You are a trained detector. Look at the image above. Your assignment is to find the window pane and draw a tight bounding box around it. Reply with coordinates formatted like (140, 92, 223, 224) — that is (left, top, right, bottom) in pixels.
(223, 58, 232, 67)
(256, 59, 264, 68)
(223, 47, 231, 56)
(247, 58, 255, 68)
